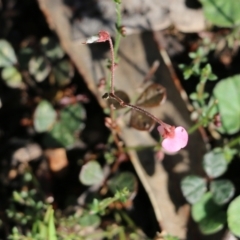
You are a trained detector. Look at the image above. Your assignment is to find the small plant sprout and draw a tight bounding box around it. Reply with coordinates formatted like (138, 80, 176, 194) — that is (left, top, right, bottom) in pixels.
(84, 31, 189, 153)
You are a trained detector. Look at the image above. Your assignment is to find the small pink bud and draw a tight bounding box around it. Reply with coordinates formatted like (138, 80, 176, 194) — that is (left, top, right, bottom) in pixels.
(157, 125, 188, 153)
(97, 31, 110, 42)
(83, 31, 110, 44)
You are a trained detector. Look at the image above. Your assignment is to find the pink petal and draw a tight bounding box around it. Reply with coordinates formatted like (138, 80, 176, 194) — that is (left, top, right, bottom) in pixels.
(162, 126, 188, 153)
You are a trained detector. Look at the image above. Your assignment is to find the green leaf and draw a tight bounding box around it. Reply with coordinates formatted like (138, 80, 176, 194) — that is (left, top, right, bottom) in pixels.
(210, 179, 235, 205)
(181, 175, 207, 204)
(198, 212, 226, 235)
(44, 206, 57, 240)
(60, 104, 85, 131)
(79, 161, 104, 186)
(79, 214, 100, 227)
(40, 37, 65, 61)
(1, 66, 23, 88)
(188, 52, 196, 59)
(213, 75, 240, 134)
(200, 0, 240, 27)
(0, 39, 17, 67)
(107, 172, 137, 195)
(192, 192, 222, 222)
(227, 196, 240, 237)
(43, 122, 76, 148)
(192, 192, 226, 234)
(51, 59, 74, 86)
(43, 104, 85, 148)
(34, 100, 57, 133)
(189, 93, 198, 101)
(29, 56, 51, 82)
(203, 150, 227, 178)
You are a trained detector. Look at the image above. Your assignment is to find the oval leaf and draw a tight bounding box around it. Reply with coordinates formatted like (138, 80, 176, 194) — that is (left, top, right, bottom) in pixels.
(210, 179, 235, 205)
(200, 0, 240, 27)
(40, 37, 64, 61)
(1, 66, 23, 88)
(79, 161, 104, 186)
(107, 172, 137, 195)
(198, 212, 226, 235)
(29, 56, 51, 82)
(0, 39, 17, 67)
(60, 104, 86, 132)
(192, 192, 222, 223)
(213, 75, 240, 134)
(51, 59, 74, 86)
(79, 214, 100, 228)
(108, 90, 130, 109)
(129, 109, 155, 131)
(34, 100, 57, 133)
(203, 151, 227, 178)
(181, 175, 207, 204)
(227, 196, 240, 237)
(136, 83, 166, 107)
(43, 122, 75, 148)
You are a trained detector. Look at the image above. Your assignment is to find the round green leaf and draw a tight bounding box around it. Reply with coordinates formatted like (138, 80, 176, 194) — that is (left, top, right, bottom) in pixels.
(198, 212, 226, 235)
(200, 0, 240, 27)
(60, 104, 86, 132)
(227, 196, 240, 237)
(34, 100, 57, 133)
(210, 179, 235, 205)
(213, 75, 240, 134)
(29, 56, 51, 82)
(107, 172, 137, 194)
(181, 175, 207, 204)
(51, 60, 74, 86)
(192, 192, 222, 222)
(0, 39, 17, 67)
(1, 66, 23, 88)
(203, 151, 227, 178)
(43, 122, 75, 148)
(79, 161, 104, 186)
(40, 37, 64, 61)
(79, 214, 100, 228)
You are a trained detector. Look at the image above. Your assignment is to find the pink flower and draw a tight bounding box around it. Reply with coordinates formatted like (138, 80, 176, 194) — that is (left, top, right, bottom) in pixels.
(157, 125, 188, 153)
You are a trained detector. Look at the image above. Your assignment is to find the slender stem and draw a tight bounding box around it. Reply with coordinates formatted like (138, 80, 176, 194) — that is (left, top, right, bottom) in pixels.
(109, 93, 170, 128)
(108, 37, 115, 94)
(114, 2, 122, 60)
(226, 135, 240, 148)
(188, 120, 204, 134)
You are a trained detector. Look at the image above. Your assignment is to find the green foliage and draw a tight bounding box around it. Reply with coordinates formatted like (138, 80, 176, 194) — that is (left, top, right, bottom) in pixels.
(0, 39, 17, 67)
(51, 59, 74, 86)
(43, 104, 85, 148)
(40, 37, 65, 61)
(227, 196, 240, 237)
(79, 214, 101, 227)
(213, 74, 240, 134)
(107, 172, 137, 195)
(33, 100, 57, 133)
(203, 150, 227, 178)
(210, 179, 235, 205)
(1, 66, 23, 88)
(192, 192, 226, 234)
(29, 56, 51, 82)
(200, 0, 240, 27)
(180, 175, 206, 204)
(79, 161, 105, 186)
